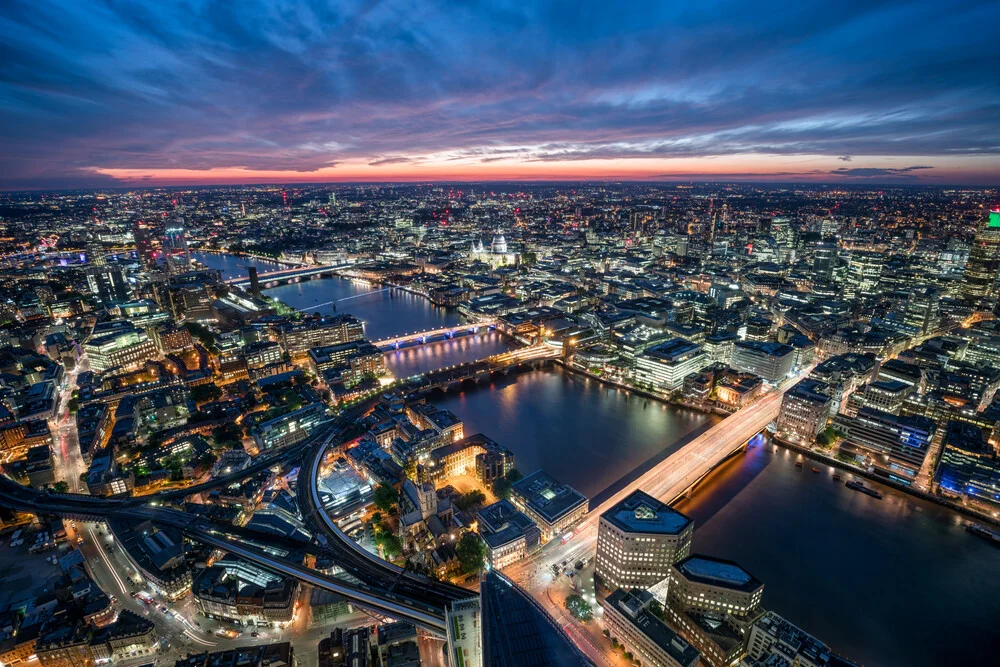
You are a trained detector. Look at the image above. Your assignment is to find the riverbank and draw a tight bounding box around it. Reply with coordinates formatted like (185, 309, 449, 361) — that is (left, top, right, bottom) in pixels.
(772, 434, 1000, 527)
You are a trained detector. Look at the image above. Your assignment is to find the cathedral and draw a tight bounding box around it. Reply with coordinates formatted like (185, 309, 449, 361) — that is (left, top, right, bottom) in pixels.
(468, 229, 519, 268)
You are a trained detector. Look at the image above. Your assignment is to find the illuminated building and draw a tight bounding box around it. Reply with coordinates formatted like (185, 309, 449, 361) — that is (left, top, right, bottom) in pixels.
(662, 555, 764, 667)
(833, 407, 936, 485)
(634, 338, 709, 391)
(731, 341, 794, 384)
(935, 420, 1000, 507)
(509, 470, 587, 543)
(604, 588, 700, 667)
(596, 490, 693, 591)
(960, 210, 1000, 302)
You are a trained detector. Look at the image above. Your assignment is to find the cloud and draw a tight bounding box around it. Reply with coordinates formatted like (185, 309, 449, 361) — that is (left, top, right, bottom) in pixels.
(0, 0, 998, 188)
(368, 156, 416, 166)
(829, 165, 934, 178)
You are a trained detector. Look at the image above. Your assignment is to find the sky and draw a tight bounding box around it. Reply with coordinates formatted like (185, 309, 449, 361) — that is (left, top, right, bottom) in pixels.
(1, 0, 998, 190)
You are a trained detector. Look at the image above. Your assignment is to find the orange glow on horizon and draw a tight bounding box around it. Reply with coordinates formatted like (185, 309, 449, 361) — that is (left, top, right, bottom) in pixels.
(89, 154, 999, 186)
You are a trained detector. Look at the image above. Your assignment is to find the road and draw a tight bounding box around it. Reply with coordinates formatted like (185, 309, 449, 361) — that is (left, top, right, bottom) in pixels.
(496, 369, 811, 664)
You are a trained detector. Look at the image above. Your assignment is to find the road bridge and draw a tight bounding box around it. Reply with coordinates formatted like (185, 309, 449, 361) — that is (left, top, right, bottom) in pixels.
(373, 321, 497, 349)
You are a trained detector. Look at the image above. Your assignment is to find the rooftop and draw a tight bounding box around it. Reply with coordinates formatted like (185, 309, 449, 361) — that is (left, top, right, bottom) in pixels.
(511, 470, 587, 525)
(602, 490, 692, 535)
(675, 554, 763, 592)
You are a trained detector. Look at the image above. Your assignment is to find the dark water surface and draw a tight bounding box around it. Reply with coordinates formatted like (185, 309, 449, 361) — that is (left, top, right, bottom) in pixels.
(674, 442, 1000, 667)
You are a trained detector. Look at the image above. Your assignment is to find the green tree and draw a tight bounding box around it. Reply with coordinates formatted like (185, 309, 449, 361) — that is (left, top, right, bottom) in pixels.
(491, 468, 523, 500)
(372, 483, 399, 513)
(52, 481, 69, 493)
(373, 524, 403, 559)
(211, 422, 243, 448)
(190, 383, 222, 404)
(456, 532, 486, 574)
(455, 489, 486, 511)
(565, 594, 593, 621)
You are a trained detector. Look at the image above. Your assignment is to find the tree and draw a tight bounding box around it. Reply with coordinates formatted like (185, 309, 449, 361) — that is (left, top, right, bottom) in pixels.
(184, 322, 216, 349)
(373, 525, 403, 559)
(491, 468, 523, 500)
(201, 451, 218, 468)
(455, 489, 486, 511)
(212, 422, 243, 448)
(372, 483, 398, 514)
(191, 383, 222, 404)
(52, 481, 69, 493)
(565, 594, 593, 621)
(456, 532, 486, 574)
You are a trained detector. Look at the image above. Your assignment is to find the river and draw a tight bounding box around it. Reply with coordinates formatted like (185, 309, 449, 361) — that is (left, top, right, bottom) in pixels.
(201, 254, 1000, 664)
(189, 251, 287, 281)
(673, 440, 1000, 667)
(429, 367, 722, 503)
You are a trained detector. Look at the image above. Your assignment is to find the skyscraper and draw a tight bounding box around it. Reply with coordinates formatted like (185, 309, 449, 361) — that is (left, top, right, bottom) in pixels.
(843, 250, 884, 299)
(813, 242, 837, 281)
(133, 221, 156, 268)
(86, 266, 130, 304)
(960, 210, 1000, 303)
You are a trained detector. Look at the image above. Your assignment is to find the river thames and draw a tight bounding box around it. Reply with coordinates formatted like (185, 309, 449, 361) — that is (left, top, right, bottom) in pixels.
(199, 255, 1000, 666)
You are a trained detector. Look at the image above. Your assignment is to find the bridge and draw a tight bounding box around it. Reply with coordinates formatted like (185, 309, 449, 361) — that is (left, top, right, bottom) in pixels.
(505, 365, 813, 593)
(394, 345, 561, 393)
(226, 263, 351, 289)
(374, 321, 498, 350)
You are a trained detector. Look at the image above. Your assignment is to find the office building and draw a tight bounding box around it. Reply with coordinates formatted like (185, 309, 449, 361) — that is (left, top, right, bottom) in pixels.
(903, 286, 940, 336)
(250, 402, 327, 450)
(731, 341, 794, 384)
(843, 251, 884, 299)
(86, 266, 130, 304)
(663, 555, 764, 667)
(844, 380, 910, 417)
(744, 611, 858, 667)
(960, 210, 1000, 302)
(510, 470, 588, 543)
(634, 338, 710, 391)
(812, 243, 837, 281)
(833, 407, 936, 485)
(477, 500, 541, 570)
(777, 379, 833, 441)
(935, 420, 1000, 507)
(604, 589, 700, 667)
(83, 326, 158, 373)
(596, 490, 694, 591)
(280, 315, 365, 357)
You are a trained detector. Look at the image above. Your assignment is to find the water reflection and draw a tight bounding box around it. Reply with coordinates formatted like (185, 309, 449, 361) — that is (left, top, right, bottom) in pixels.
(675, 441, 1000, 667)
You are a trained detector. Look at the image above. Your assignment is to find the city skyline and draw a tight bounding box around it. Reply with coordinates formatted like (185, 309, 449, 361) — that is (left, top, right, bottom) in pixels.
(1, 0, 999, 190)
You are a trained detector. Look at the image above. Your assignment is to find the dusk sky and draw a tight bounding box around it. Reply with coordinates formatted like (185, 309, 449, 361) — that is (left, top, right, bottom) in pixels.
(1, 0, 998, 190)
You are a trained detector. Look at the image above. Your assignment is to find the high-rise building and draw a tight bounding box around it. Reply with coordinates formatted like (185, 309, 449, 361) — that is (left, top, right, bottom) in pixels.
(163, 223, 190, 268)
(248, 266, 261, 298)
(86, 240, 106, 266)
(662, 555, 764, 667)
(843, 251, 884, 299)
(777, 378, 833, 441)
(904, 285, 940, 336)
(479, 570, 590, 667)
(960, 210, 1000, 303)
(596, 490, 694, 591)
(86, 266, 130, 304)
(812, 243, 837, 281)
(133, 221, 156, 268)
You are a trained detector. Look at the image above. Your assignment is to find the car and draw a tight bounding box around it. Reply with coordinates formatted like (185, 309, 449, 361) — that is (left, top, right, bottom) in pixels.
(250, 632, 259, 637)
(160, 607, 168, 613)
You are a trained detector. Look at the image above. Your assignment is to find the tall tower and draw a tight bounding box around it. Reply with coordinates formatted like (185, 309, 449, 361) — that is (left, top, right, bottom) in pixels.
(248, 266, 261, 298)
(960, 209, 1000, 303)
(133, 221, 155, 269)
